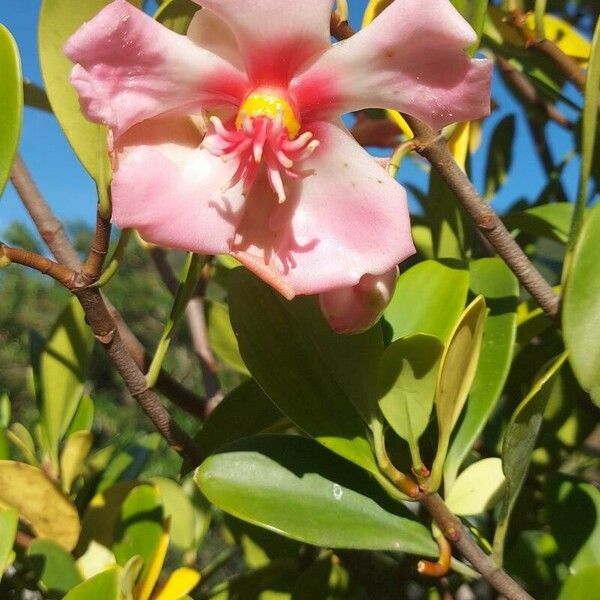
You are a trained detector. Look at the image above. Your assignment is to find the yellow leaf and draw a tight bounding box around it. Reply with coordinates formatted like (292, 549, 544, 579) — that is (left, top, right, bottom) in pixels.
(448, 122, 471, 172)
(386, 110, 414, 140)
(526, 13, 591, 66)
(60, 431, 93, 493)
(135, 519, 170, 600)
(151, 567, 201, 600)
(0, 461, 80, 550)
(362, 0, 393, 28)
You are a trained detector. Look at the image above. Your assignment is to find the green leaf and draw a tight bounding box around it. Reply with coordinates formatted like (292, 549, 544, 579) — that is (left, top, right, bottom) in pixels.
(196, 379, 285, 457)
(504, 203, 575, 244)
(385, 260, 470, 344)
(445, 258, 518, 486)
(429, 296, 486, 491)
(291, 553, 356, 599)
(150, 476, 199, 551)
(492, 352, 568, 565)
(445, 458, 505, 516)
(377, 334, 443, 445)
(196, 435, 437, 556)
(566, 17, 600, 257)
(207, 301, 250, 376)
(154, 0, 198, 33)
(563, 203, 600, 406)
(0, 508, 19, 576)
(63, 567, 121, 600)
(228, 269, 380, 476)
(60, 430, 93, 493)
(7, 422, 38, 465)
(66, 394, 94, 437)
(112, 484, 164, 584)
(483, 115, 515, 201)
(0, 24, 23, 197)
(38, 0, 118, 179)
(0, 460, 80, 551)
(547, 474, 600, 573)
(27, 538, 83, 597)
(557, 566, 600, 600)
(33, 298, 94, 467)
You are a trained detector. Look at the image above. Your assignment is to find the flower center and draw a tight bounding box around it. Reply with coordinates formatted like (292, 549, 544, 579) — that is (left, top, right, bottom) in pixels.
(236, 90, 301, 139)
(202, 89, 318, 204)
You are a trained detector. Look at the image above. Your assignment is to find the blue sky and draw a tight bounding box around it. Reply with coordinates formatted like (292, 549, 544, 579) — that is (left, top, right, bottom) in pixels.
(0, 0, 582, 236)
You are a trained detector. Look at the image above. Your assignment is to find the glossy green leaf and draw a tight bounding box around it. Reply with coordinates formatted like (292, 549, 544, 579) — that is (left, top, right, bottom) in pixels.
(196, 379, 285, 457)
(377, 334, 443, 444)
(113, 484, 164, 583)
(547, 474, 600, 573)
(206, 301, 249, 376)
(385, 260, 469, 344)
(196, 435, 437, 556)
(0, 461, 80, 550)
(504, 203, 575, 244)
(563, 203, 600, 407)
(566, 17, 600, 256)
(38, 0, 120, 179)
(492, 352, 568, 564)
(154, 0, 198, 33)
(445, 458, 505, 516)
(27, 538, 83, 597)
(33, 297, 94, 467)
(0, 24, 22, 197)
(445, 258, 518, 486)
(484, 115, 515, 201)
(557, 566, 600, 600)
(429, 296, 486, 491)
(228, 269, 380, 476)
(63, 567, 121, 600)
(151, 477, 198, 551)
(0, 508, 18, 575)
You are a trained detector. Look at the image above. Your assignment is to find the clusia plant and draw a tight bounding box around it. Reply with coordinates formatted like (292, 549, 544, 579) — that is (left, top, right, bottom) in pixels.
(0, 0, 599, 599)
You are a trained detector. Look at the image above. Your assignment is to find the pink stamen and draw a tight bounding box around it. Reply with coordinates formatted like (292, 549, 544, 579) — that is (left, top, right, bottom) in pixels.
(205, 116, 319, 201)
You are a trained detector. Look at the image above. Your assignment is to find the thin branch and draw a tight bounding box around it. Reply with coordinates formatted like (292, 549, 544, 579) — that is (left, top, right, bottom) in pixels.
(420, 494, 534, 600)
(0, 243, 76, 288)
(403, 115, 561, 320)
(82, 210, 112, 283)
(530, 38, 587, 93)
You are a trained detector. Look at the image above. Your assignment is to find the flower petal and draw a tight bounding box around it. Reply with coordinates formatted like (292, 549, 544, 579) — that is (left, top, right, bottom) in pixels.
(65, 0, 248, 138)
(193, 0, 333, 84)
(111, 117, 245, 254)
(292, 0, 492, 130)
(186, 8, 243, 70)
(232, 120, 414, 297)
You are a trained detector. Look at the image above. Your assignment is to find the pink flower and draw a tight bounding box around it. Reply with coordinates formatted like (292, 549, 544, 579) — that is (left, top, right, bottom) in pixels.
(65, 0, 491, 300)
(320, 266, 398, 334)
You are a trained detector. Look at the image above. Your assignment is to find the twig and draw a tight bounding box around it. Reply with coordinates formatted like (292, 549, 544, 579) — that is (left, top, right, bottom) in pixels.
(404, 115, 561, 320)
(420, 494, 534, 600)
(82, 210, 112, 283)
(530, 38, 586, 93)
(0, 243, 76, 288)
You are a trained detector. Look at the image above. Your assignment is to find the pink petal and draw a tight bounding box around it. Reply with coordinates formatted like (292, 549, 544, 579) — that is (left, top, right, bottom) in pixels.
(191, 0, 333, 84)
(319, 267, 398, 334)
(111, 117, 245, 254)
(232, 120, 414, 297)
(186, 8, 243, 71)
(292, 0, 492, 130)
(65, 0, 248, 138)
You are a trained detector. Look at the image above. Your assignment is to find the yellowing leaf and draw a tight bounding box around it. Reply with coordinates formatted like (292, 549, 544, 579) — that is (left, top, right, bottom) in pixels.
(60, 431, 93, 493)
(136, 520, 170, 600)
(0, 461, 80, 550)
(362, 0, 393, 27)
(152, 567, 201, 600)
(525, 13, 591, 66)
(448, 121, 471, 172)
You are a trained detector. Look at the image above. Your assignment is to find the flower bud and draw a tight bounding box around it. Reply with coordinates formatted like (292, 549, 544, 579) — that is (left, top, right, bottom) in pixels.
(319, 267, 398, 335)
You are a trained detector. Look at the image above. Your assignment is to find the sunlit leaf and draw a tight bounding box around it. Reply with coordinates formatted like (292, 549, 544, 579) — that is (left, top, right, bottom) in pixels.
(154, 0, 198, 34)
(446, 458, 505, 516)
(0, 460, 80, 550)
(0, 24, 23, 197)
(63, 567, 121, 600)
(504, 203, 575, 244)
(206, 301, 249, 376)
(27, 538, 83, 597)
(60, 430, 93, 493)
(0, 508, 18, 576)
(152, 567, 201, 600)
(196, 435, 437, 556)
(557, 566, 600, 600)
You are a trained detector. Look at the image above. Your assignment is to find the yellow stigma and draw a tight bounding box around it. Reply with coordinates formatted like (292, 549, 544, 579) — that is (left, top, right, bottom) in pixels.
(236, 90, 301, 138)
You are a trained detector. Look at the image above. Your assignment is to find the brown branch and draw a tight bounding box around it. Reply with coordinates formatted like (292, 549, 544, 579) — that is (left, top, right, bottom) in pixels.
(529, 38, 586, 93)
(0, 243, 76, 288)
(403, 115, 561, 320)
(420, 494, 534, 600)
(330, 12, 354, 41)
(82, 210, 112, 283)
(10, 154, 81, 270)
